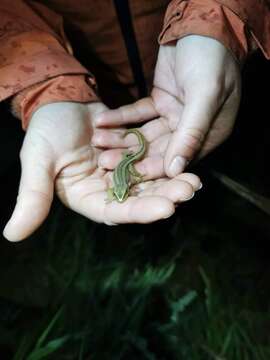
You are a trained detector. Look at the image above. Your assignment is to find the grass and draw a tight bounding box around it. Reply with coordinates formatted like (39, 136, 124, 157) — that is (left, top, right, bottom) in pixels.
(0, 51, 268, 360)
(0, 165, 269, 360)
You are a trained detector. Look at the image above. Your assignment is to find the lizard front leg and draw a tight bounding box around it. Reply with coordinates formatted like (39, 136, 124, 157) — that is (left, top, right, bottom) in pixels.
(106, 188, 116, 203)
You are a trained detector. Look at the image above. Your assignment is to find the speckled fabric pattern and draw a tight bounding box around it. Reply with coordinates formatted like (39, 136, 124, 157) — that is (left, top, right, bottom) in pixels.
(159, 0, 249, 63)
(0, 0, 268, 129)
(216, 0, 270, 58)
(160, 0, 270, 60)
(11, 74, 98, 130)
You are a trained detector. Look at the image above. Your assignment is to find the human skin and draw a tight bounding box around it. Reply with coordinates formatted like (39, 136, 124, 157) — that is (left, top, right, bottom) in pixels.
(93, 35, 242, 177)
(3, 102, 201, 242)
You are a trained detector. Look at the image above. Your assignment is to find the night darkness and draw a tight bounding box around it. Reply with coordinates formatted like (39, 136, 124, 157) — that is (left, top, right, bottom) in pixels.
(0, 52, 269, 359)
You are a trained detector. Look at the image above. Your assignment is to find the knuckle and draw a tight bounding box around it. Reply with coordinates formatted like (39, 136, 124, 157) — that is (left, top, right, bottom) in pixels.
(134, 102, 144, 122)
(119, 106, 127, 123)
(183, 127, 205, 146)
(180, 128, 205, 157)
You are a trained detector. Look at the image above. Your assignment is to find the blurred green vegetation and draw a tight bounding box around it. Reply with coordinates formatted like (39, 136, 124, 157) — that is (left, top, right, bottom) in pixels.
(0, 53, 269, 359)
(1, 179, 270, 360)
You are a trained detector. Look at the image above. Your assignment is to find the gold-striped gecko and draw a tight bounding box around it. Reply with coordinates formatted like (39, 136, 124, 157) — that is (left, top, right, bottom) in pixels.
(107, 129, 147, 202)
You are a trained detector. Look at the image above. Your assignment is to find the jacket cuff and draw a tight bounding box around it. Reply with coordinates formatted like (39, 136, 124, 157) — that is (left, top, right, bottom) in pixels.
(11, 74, 99, 130)
(216, 0, 270, 59)
(158, 0, 255, 64)
(0, 30, 91, 102)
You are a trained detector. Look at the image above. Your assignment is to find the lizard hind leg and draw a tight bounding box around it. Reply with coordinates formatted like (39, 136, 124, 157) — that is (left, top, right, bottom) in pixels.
(122, 150, 133, 159)
(128, 163, 144, 184)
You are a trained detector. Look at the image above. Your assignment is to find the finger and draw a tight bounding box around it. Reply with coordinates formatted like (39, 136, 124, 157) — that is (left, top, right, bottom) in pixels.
(98, 149, 165, 180)
(195, 129, 226, 160)
(92, 128, 127, 148)
(70, 187, 175, 225)
(195, 93, 240, 160)
(138, 116, 171, 142)
(98, 134, 170, 169)
(134, 173, 202, 193)
(3, 150, 54, 242)
(139, 178, 195, 203)
(104, 195, 175, 224)
(165, 94, 221, 177)
(87, 101, 110, 118)
(98, 149, 123, 169)
(92, 117, 170, 148)
(175, 173, 202, 191)
(95, 97, 158, 127)
(98, 146, 167, 180)
(138, 156, 165, 180)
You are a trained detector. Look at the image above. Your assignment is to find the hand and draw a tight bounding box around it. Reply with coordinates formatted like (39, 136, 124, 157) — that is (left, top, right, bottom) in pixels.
(94, 35, 241, 177)
(3, 102, 201, 242)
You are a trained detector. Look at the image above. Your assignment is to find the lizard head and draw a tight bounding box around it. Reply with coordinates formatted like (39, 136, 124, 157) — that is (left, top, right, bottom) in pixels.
(114, 184, 129, 203)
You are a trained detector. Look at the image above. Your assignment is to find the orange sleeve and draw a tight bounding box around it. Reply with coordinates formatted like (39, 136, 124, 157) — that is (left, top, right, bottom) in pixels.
(0, 0, 99, 129)
(11, 74, 99, 130)
(159, 0, 270, 63)
(0, 0, 95, 101)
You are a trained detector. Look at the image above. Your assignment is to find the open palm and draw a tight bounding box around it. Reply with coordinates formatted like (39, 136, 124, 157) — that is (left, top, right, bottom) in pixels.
(3, 102, 201, 241)
(94, 35, 241, 178)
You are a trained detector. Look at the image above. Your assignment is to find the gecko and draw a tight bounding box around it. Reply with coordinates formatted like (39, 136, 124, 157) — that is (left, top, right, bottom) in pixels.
(107, 128, 147, 203)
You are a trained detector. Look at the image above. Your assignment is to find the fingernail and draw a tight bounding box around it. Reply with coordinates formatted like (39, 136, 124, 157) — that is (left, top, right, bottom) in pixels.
(198, 182, 203, 190)
(3, 221, 15, 241)
(163, 214, 173, 219)
(163, 211, 175, 219)
(169, 156, 186, 176)
(184, 192, 195, 201)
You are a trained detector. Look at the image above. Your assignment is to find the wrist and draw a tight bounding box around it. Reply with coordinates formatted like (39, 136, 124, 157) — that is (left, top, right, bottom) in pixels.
(159, 0, 251, 66)
(11, 74, 99, 131)
(177, 34, 242, 70)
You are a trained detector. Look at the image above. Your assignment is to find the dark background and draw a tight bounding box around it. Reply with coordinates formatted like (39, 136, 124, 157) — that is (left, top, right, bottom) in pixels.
(0, 51, 269, 359)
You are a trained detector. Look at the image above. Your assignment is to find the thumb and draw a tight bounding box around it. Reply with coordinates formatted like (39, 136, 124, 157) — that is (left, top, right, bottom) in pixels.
(3, 148, 54, 242)
(165, 96, 219, 177)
